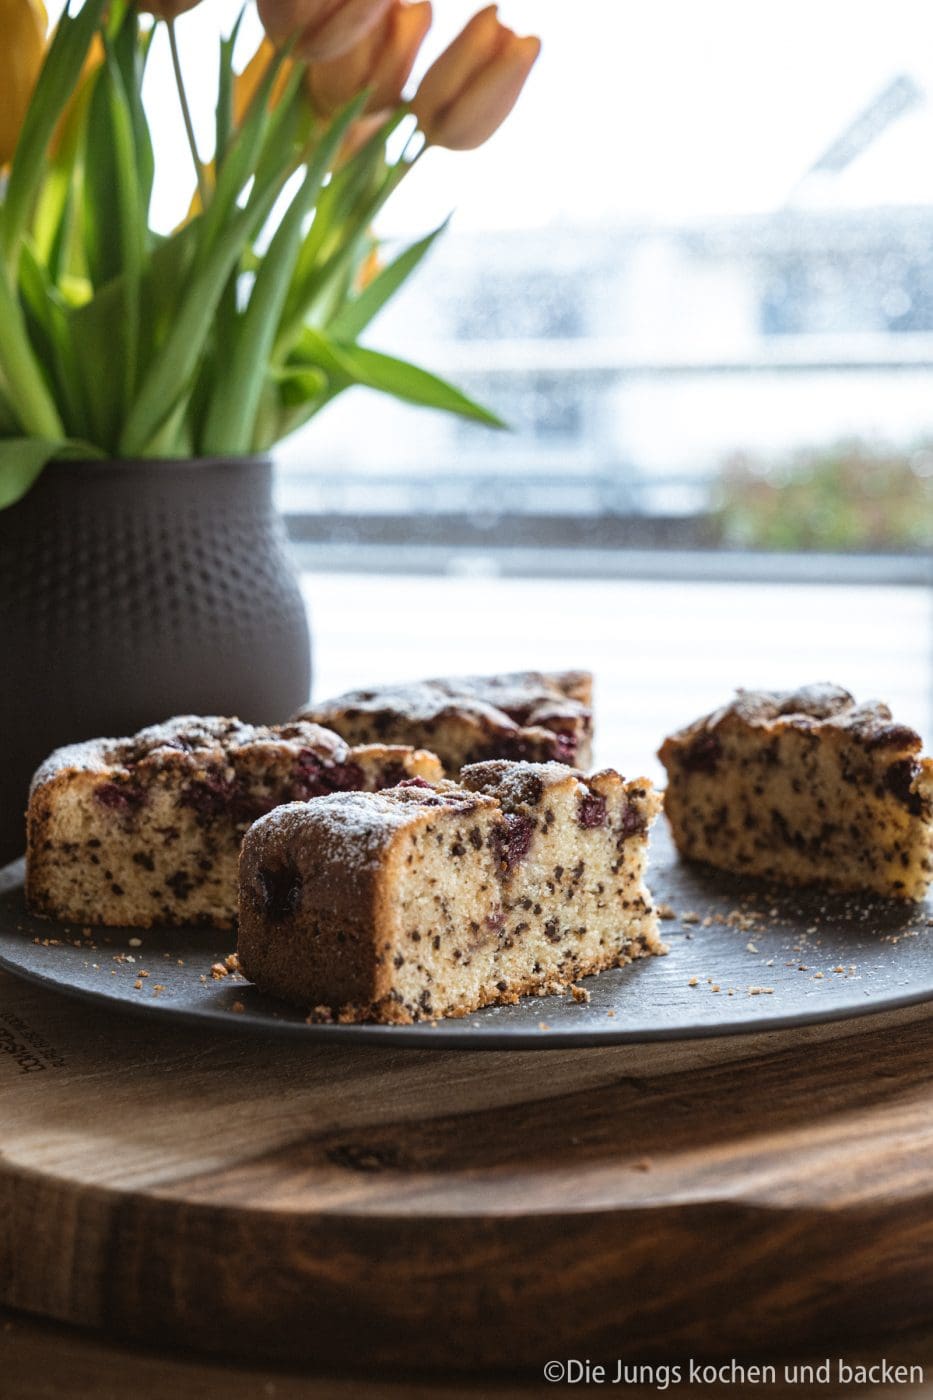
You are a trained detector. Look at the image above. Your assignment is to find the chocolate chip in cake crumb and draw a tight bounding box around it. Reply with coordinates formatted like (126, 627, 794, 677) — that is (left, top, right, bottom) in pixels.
(885, 757, 924, 815)
(544, 917, 561, 944)
(681, 731, 723, 774)
(166, 869, 195, 901)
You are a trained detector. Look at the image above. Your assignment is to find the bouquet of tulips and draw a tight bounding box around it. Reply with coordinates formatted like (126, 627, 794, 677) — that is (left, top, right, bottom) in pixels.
(0, 0, 540, 507)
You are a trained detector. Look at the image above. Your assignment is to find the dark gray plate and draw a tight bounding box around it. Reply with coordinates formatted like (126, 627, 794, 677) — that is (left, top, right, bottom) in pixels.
(1, 824, 931, 1047)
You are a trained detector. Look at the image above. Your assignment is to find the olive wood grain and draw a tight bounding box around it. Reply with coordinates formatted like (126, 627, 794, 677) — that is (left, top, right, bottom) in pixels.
(2, 969, 933, 1373)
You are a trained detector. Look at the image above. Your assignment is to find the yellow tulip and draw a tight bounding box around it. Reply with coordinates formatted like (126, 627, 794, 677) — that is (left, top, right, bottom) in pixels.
(412, 4, 539, 151)
(183, 38, 294, 223)
(258, 0, 394, 64)
(232, 37, 294, 124)
(0, 0, 47, 166)
(306, 0, 432, 117)
(355, 243, 382, 290)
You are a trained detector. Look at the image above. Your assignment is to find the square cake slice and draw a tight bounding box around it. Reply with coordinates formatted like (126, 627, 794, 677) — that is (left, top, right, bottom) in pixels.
(296, 669, 593, 772)
(659, 683, 933, 899)
(237, 760, 662, 1023)
(26, 716, 442, 929)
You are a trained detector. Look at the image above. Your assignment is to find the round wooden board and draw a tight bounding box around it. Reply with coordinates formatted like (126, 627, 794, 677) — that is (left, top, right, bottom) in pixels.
(3, 967, 933, 1374)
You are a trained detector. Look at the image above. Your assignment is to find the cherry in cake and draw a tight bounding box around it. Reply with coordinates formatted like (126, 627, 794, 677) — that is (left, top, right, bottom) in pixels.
(26, 716, 442, 929)
(237, 760, 662, 1023)
(659, 684, 933, 899)
(296, 670, 593, 772)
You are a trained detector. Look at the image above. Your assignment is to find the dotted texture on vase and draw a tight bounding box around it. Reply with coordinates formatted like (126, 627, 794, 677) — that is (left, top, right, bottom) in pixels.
(0, 459, 312, 864)
(2, 489, 302, 651)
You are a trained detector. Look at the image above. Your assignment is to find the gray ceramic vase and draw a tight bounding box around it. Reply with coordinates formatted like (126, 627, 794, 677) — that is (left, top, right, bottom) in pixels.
(0, 457, 312, 863)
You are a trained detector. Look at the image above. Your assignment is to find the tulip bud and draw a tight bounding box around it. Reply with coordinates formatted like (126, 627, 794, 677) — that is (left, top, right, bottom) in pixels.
(140, 0, 202, 19)
(0, 0, 47, 166)
(412, 4, 539, 151)
(258, 0, 394, 64)
(306, 0, 431, 117)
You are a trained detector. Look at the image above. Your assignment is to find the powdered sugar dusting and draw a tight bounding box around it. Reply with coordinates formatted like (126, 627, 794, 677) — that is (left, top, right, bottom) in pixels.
(300, 670, 593, 763)
(30, 716, 350, 793)
(248, 786, 489, 877)
(461, 760, 585, 810)
(671, 685, 923, 754)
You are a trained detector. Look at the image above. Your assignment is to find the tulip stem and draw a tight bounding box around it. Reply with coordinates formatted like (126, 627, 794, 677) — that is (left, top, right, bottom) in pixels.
(400, 124, 427, 166)
(167, 19, 209, 211)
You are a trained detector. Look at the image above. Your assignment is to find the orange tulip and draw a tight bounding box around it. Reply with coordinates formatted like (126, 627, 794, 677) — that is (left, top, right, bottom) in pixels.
(412, 4, 539, 151)
(306, 0, 431, 116)
(0, 0, 47, 166)
(258, 0, 394, 63)
(140, 0, 201, 18)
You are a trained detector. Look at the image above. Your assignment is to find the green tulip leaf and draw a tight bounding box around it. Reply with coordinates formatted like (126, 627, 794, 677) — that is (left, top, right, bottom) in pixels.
(0, 436, 103, 510)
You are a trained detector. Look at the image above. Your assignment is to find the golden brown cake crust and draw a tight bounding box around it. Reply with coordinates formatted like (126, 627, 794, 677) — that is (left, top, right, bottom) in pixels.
(26, 717, 442, 929)
(660, 684, 933, 900)
(663, 683, 922, 753)
(237, 762, 661, 1023)
(238, 785, 495, 1013)
(295, 670, 593, 772)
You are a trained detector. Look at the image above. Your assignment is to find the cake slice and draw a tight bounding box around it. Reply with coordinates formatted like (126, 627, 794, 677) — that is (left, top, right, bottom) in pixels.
(296, 670, 593, 772)
(26, 716, 442, 929)
(237, 760, 662, 1023)
(659, 684, 933, 899)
